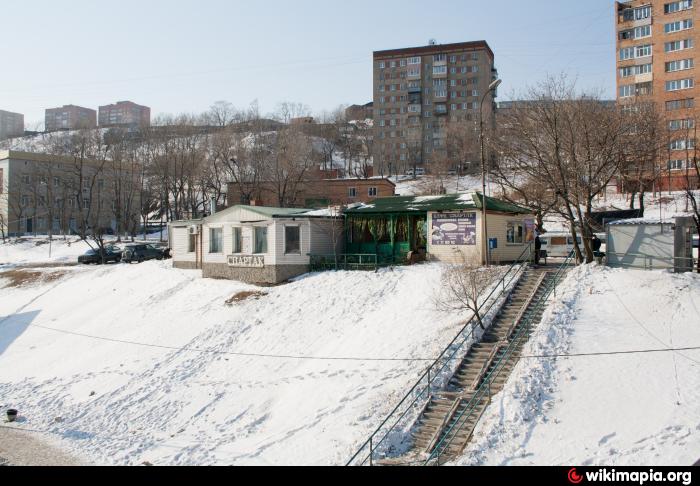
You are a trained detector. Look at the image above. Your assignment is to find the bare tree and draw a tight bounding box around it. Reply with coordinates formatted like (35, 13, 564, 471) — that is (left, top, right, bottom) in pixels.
(435, 263, 502, 329)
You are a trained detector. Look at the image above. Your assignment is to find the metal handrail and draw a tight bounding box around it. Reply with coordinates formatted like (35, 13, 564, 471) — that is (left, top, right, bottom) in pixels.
(425, 251, 575, 466)
(346, 243, 534, 466)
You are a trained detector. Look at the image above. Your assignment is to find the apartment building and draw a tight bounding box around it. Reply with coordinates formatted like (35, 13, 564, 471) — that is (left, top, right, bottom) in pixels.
(45, 105, 97, 132)
(0, 150, 140, 237)
(98, 101, 151, 128)
(0, 110, 25, 141)
(616, 0, 700, 190)
(373, 41, 497, 175)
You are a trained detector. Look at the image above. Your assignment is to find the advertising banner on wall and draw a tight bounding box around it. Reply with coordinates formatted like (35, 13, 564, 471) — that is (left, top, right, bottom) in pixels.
(524, 219, 536, 243)
(431, 212, 477, 246)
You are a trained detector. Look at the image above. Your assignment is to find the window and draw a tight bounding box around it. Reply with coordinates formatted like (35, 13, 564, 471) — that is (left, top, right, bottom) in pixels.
(668, 159, 687, 170)
(665, 19, 693, 33)
(188, 233, 196, 253)
(507, 222, 525, 245)
(670, 139, 695, 150)
(232, 227, 242, 254)
(666, 98, 695, 110)
(368, 187, 378, 197)
(433, 53, 447, 63)
(21, 195, 29, 207)
(408, 57, 421, 65)
(348, 187, 357, 198)
(665, 0, 693, 14)
(669, 118, 696, 130)
(209, 227, 223, 254)
(433, 65, 447, 75)
(284, 226, 301, 255)
(665, 39, 693, 52)
(21, 174, 30, 184)
(636, 44, 653, 57)
(634, 25, 652, 38)
(254, 227, 268, 254)
(666, 58, 695, 72)
(620, 47, 635, 60)
(53, 177, 60, 188)
(666, 78, 694, 91)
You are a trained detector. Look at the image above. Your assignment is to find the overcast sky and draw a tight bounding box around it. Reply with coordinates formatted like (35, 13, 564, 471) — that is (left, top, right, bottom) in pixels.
(0, 0, 615, 127)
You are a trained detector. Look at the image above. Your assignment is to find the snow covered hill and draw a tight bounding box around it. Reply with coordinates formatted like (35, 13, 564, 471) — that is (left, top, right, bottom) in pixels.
(457, 265, 700, 467)
(0, 259, 463, 465)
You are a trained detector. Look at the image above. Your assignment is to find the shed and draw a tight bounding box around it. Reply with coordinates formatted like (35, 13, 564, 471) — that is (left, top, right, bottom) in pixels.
(606, 217, 696, 272)
(170, 205, 342, 284)
(343, 193, 536, 265)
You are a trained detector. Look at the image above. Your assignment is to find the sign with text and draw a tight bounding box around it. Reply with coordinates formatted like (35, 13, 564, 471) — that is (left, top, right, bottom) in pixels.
(228, 255, 265, 268)
(431, 212, 477, 246)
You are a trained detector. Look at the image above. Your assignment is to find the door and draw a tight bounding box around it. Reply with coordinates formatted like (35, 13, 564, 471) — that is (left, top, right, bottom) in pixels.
(26, 218, 33, 234)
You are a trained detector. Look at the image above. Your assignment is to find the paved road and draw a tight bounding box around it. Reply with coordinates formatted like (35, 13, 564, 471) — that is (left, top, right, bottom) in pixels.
(0, 426, 85, 466)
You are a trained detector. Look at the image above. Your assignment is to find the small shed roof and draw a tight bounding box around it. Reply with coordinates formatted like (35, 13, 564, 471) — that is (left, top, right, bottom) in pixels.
(206, 205, 313, 222)
(608, 218, 672, 226)
(344, 192, 532, 215)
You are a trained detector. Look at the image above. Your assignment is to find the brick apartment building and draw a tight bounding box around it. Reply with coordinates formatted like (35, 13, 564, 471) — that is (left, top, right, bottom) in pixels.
(615, 0, 700, 190)
(0, 150, 141, 237)
(227, 177, 396, 209)
(372, 40, 497, 176)
(45, 105, 97, 132)
(0, 110, 24, 141)
(98, 101, 151, 128)
(345, 102, 374, 121)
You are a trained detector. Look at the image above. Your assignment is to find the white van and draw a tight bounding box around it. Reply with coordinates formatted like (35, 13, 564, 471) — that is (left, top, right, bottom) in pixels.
(539, 232, 605, 259)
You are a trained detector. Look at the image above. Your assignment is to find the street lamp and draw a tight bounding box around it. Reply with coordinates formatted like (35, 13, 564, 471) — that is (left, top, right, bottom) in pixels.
(480, 78, 502, 266)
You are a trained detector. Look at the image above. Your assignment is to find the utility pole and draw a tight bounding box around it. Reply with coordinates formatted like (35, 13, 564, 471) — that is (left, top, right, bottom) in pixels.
(480, 78, 502, 266)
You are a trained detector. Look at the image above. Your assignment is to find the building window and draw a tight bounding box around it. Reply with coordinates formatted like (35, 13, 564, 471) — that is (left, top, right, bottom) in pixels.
(209, 227, 223, 254)
(21, 195, 29, 207)
(507, 222, 525, 245)
(669, 119, 695, 131)
(254, 227, 268, 254)
(348, 187, 357, 198)
(668, 159, 687, 170)
(368, 187, 378, 197)
(408, 57, 421, 65)
(433, 65, 447, 76)
(232, 227, 242, 254)
(666, 78, 695, 91)
(665, 39, 694, 53)
(670, 139, 695, 150)
(284, 226, 301, 255)
(665, 19, 693, 33)
(664, 1, 693, 14)
(666, 98, 695, 110)
(188, 233, 196, 253)
(666, 58, 695, 72)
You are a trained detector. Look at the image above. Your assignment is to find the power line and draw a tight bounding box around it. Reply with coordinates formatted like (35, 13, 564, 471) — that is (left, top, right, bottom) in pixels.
(519, 346, 700, 360)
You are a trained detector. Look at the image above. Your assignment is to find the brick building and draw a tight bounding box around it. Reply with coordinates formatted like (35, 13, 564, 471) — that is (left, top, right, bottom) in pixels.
(345, 102, 374, 121)
(227, 177, 396, 209)
(98, 101, 151, 128)
(45, 105, 97, 132)
(372, 41, 497, 175)
(615, 0, 700, 190)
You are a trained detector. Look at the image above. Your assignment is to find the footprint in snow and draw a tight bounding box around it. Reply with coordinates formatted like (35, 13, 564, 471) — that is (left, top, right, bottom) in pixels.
(598, 433, 617, 446)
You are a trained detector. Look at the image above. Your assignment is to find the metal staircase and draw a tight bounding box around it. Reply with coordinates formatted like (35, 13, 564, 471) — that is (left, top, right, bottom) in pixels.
(346, 252, 574, 467)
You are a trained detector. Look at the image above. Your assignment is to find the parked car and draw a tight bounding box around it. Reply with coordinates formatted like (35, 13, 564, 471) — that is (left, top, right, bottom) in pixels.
(406, 168, 426, 177)
(78, 245, 123, 265)
(122, 244, 171, 264)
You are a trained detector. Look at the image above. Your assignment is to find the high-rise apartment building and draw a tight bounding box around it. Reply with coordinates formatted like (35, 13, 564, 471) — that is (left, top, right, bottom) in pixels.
(373, 41, 497, 175)
(98, 101, 151, 128)
(615, 0, 699, 190)
(45, 105, 97, 132)
(0, 110, 25, 141)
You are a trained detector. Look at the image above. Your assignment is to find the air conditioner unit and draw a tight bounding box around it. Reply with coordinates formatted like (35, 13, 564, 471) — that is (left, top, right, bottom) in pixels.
(188, 225, 200, 235)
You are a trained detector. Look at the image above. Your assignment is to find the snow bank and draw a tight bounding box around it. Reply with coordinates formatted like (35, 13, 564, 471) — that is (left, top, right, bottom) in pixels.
(457, 265, 700, 466)
(0, 261, 464, 465)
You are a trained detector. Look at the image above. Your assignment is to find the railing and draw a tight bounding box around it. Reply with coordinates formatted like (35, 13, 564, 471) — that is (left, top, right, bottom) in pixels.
(346, 243, 534, 466)
(605, 253, 699, 273)
(424, 250, 575, 466)
(309, 253, 379, 272)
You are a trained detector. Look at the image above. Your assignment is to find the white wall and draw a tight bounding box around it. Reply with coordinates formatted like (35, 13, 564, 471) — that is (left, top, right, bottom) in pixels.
(428, 211, 535, 265)
(171, 226, 196, 263)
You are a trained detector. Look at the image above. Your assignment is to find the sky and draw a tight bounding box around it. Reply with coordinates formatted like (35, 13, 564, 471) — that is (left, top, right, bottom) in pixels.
(0, 0, 616, 128)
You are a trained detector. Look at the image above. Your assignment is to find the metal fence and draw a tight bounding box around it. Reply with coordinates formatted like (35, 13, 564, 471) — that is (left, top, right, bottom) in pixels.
(309, 254, 379, 272)
(345, 244, 534, 466)
(606, 253, 699, 272)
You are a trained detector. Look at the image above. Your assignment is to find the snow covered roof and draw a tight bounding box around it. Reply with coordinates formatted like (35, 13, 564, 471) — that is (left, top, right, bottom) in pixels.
(344, 192, 532, 215)
(608, 218, 674, 226)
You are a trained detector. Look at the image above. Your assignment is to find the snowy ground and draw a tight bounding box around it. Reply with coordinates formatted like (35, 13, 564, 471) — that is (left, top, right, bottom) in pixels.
(0, 255, 465, 465)
(458, 265, 700, 466)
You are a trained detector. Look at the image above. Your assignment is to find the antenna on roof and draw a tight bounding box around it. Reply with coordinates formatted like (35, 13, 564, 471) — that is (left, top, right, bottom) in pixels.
(429, 38, 437, 46)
